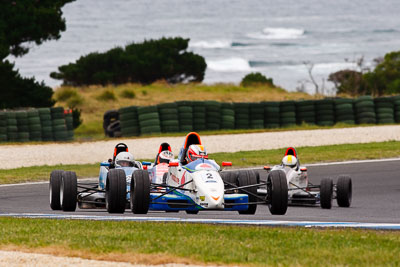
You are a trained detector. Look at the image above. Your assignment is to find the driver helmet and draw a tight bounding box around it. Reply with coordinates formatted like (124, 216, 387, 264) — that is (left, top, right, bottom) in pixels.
(115, 151, 135, 167)
(186, 145, 208, 163)
(158, 150, 174, 164)
(282, 155, 298, 168)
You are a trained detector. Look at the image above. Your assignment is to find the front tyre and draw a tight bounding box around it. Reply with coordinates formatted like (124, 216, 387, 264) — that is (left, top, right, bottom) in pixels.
(106, 169, 127, 213)
(336, 175, 352, 207)
(131, 170, 150, 214)
(60, 171, 77, 211)
(49, 170, 63, 210)
(237, 170, 258, 215)
(320, 177, 333, 209)
(267, 170, 288, 215)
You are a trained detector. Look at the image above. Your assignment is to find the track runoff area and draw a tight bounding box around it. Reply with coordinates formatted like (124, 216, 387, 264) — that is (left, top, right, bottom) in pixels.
(1, 158, 400, 230)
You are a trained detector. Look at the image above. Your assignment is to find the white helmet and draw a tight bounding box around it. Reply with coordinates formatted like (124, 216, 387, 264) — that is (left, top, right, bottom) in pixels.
(158, 150, 174, 164)
(282, 155, 298, 168)
(115, 152, 135, 167)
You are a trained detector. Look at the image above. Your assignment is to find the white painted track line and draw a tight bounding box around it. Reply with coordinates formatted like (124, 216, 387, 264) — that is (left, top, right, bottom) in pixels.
(0, 213, 399, 230)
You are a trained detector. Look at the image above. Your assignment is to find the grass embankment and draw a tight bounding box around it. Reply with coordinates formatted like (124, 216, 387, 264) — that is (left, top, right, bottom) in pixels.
(0, 218, 399, 266)
(53, 82, 314, 139)
(1, 141, 399, 184)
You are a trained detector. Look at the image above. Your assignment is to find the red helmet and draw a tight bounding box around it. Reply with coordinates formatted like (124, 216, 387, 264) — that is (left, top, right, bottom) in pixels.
(186, 145, 208, 163)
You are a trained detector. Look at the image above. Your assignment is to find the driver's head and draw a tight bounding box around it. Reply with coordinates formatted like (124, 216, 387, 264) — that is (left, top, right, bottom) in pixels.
(115, 151, 134, 167)
(158, 150, 174, 164)
(186, 145, 208, 163)
(282, 155, 298, 169)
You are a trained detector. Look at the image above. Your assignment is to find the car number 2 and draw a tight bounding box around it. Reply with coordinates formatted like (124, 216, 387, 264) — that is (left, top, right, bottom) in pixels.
(206, 173, 213, 179)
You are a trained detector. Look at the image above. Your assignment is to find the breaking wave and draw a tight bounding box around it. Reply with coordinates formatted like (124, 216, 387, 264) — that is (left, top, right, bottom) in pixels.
(207, 58, 252, 72)
(247, 27, 305, 40)
(190, 40, 231, 49)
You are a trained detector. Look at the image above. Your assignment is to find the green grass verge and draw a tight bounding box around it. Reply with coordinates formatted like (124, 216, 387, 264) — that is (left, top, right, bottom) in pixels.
(1, 141, 399, 184)
(0, 218, 399, 266)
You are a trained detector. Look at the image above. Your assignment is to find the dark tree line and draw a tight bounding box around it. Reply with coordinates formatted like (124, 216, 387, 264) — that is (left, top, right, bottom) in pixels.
(0, 0, 75, 108)
(329, 51, 400, 96)
(50, 37, 207, 86)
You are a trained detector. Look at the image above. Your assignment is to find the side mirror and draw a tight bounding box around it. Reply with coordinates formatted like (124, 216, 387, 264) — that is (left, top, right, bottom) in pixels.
(142, 161, 152, 166)
(300, 167, 307, 172)
(100, 162, 111, 167)
(169, 162, 179, 167)
(143, 165, 148, 170)
(263, 166, 271, 171)
(222, 162, 232, 167)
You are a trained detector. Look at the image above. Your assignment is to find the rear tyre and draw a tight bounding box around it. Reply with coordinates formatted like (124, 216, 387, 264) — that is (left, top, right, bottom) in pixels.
(237, 170, 258, 215)
(267, 170, 288, 215)
(336, 175, 352, 207)
(49, 170, 63, 210)
(106, 169, 127, 213)
(320, 177, 333, 209)
(131, 170, 150, 214)
(220, 171, 238, 190)
(60, 171, 77, 211)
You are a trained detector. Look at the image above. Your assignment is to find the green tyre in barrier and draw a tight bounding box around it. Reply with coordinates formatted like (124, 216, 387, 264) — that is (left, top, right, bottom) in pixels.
(140, 125, 161, 134)
(138, 112, 159, 121)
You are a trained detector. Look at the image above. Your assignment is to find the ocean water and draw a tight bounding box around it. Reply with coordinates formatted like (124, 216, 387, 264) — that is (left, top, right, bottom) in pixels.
(8, 0, 400, 93)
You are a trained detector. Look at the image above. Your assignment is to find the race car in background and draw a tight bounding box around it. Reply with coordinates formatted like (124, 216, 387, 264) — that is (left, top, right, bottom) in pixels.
(258, 147, 352, 209)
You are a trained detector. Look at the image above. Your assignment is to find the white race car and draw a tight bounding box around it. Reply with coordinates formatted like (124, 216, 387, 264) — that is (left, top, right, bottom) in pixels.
(112, 132, 289, 215)
(258, 147, 352, 209)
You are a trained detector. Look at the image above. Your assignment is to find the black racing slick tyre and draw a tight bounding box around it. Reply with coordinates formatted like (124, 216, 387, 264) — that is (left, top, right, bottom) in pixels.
(60, 171, 77, 211)
(106, 169, 127, 214)
(220, 171, 238, 190)
(267, 170, 288, 215)
(237, 170, 258, 215)
(49, 170, 63, 210)
(320, 177, 333, 209)
(336, 175, 352, 207)
(131, 170, 150, 214)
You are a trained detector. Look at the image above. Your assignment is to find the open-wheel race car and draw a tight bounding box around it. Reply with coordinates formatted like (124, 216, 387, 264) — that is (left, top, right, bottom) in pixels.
(49, 142, 149, 212)
(258, 147, 352, 209)
(49, 133, 289, 215)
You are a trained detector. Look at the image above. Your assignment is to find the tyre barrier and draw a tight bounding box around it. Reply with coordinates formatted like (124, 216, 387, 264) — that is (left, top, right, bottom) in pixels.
(394, 95, 400, 123)
(354, 95, 376, 124)
(234, 102, 250, 129)
(374, 96, 395, 124)
(264, 101, 280, 128)
(138, 105, 161, 135)
(192, 101, 207, 132)
(158, 102, 180, 133)
(220, 102, 235, 130)
(0, 107, 74, 143)
(177, 101, 193, 132)
(119, 106, 139, 137)
(112, 95, 400, 137)
(334, 98, 355, 124)
(315, 99, 335, 126)
(280, 101, 296, 127)
(205, 101, 221, 130)
(296, 100, 316, 125)
(250, 102, 264, 129)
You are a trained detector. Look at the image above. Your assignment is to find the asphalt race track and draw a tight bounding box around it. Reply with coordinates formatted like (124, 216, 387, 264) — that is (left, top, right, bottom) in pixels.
(1, 159, 399, 227)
